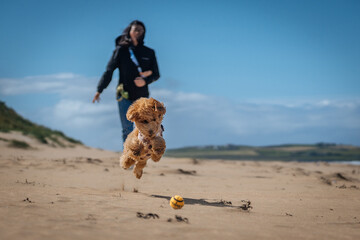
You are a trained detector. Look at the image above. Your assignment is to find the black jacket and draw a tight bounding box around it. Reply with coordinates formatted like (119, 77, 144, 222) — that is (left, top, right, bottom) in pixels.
(97, 39, 160, 100)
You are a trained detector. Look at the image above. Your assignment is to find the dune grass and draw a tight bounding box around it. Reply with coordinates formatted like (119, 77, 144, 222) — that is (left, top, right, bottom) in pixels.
(8, 139, 31, 149)
(0, 101, 82, 145)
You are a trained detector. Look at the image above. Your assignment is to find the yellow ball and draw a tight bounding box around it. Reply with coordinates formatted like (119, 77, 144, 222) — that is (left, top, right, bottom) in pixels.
(170, 195, 184, 209)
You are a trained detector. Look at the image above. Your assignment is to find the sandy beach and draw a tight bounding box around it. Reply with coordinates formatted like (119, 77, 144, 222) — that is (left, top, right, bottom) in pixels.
(1, 132, 359, 240)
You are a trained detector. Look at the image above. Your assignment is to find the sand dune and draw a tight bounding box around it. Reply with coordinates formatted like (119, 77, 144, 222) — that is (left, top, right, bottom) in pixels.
(0, 132, 359, 240)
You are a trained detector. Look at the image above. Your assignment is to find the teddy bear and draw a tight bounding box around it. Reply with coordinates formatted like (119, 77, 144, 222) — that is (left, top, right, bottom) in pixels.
(120, 97, 166, 179)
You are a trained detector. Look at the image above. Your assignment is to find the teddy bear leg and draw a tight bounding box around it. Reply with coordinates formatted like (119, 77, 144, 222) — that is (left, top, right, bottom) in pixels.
(151, 137, 166, 162)
(120, 154, 136, 169)
(133, 161, 147, 179)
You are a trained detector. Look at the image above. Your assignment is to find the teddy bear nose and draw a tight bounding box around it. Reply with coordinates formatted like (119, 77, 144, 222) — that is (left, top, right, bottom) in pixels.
(148, 130, 154, 135)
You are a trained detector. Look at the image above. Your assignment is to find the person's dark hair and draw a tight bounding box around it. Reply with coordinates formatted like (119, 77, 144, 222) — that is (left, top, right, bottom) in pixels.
(116, 20, 146, 46)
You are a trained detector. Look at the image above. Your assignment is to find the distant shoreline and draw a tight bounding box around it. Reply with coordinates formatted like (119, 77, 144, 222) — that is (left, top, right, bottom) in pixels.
(165, 143, 360, 162)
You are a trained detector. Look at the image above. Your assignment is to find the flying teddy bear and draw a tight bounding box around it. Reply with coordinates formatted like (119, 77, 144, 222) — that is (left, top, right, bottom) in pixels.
(120, 97, 166, 179)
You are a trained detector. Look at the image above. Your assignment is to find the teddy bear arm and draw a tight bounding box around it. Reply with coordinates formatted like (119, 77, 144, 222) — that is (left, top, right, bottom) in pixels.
(152, 137, 166, 153)
(150, 136, 166, 162)
(128, 141, 145, 157)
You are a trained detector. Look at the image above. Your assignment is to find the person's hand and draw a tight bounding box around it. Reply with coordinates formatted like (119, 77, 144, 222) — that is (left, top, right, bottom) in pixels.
(140, 70, 152, 78)
(134, 77, 146, 87)
(92, 92, 101, 103)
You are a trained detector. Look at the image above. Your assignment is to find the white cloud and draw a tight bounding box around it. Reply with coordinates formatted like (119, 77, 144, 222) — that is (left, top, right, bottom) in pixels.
(25, 73, 78, 80)
(52, 99, 115, 126)
(1, 73, 360, 150)
(153, 88, 360, 147)
(0, 73, 100, 97)
(0, 78, 64, 95)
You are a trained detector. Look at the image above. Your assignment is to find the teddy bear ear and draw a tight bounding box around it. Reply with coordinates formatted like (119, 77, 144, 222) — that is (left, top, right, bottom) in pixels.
(126, 103, 140, 122)
(154, 101, 166, 115)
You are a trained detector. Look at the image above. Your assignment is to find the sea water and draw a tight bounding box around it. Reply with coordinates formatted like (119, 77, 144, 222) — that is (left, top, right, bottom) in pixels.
(329, 160, 360, 165)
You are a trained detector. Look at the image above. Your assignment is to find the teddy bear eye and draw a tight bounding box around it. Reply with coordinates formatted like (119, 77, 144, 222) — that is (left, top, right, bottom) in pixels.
(142, 120, 149, 124)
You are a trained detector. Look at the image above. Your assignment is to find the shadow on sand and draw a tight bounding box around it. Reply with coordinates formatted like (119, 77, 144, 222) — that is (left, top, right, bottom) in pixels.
(151, 194, 252, 210)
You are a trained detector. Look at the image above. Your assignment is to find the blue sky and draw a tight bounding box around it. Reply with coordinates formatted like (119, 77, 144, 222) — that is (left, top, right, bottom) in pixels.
(0, 0, 359, 150)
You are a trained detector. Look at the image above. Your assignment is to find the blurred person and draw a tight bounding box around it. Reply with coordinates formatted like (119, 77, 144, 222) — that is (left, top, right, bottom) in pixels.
(93, 20, 160, 145)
